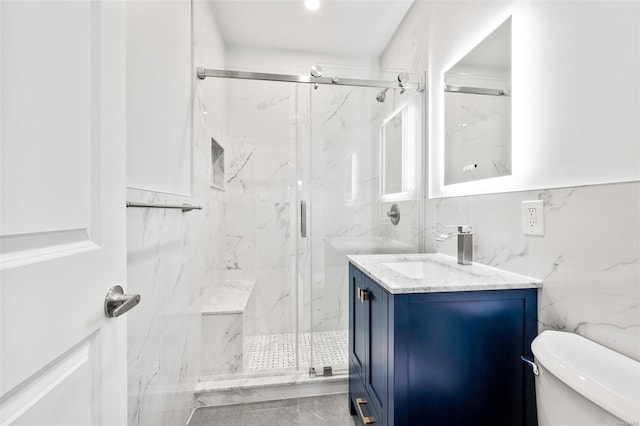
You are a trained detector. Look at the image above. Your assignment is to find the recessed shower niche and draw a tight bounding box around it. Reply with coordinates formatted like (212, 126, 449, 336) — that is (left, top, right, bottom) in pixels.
(210, 137, 225, 190)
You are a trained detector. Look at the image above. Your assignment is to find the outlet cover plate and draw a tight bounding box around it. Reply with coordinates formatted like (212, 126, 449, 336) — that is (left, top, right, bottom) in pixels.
(522, 200, 544, 236)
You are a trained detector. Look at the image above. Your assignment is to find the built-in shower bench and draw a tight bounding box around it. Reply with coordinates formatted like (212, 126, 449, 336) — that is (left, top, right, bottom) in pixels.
(201, 279, 256, 376)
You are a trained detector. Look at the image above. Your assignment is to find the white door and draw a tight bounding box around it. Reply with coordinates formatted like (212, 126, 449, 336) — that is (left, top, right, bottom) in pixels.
(0, 1, 128, 425)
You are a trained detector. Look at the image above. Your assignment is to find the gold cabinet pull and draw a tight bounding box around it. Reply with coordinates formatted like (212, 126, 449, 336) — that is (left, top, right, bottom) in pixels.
(357, 288, 369, 303)
(355, 397, 375, 424)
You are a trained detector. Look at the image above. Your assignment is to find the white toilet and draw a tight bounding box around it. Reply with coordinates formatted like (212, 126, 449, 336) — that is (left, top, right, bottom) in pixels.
(531, 330, 640, 426)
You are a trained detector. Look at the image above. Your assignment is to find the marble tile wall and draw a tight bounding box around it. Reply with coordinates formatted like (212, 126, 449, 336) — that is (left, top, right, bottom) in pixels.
(435, 184, 640, 359)
(222, 78, 298, 338)
(201, 313, 243, 376)
(127, 189, 202, 426)
(200, 279, 256, 376)
(126, 1, 227, 425)
(382, 1, 640, 360)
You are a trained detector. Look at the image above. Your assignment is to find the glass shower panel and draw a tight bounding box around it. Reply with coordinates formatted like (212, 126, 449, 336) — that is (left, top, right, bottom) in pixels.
(307, 84, 382, 374)
(223, 78, 299, 375)
(295, 84, 313, 373)
(306, 76, 424, 374)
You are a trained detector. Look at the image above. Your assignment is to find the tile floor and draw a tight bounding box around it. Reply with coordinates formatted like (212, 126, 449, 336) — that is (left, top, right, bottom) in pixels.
(188, 393, 356, 426)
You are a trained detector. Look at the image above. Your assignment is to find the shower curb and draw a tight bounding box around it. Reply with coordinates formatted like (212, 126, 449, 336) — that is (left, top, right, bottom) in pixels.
(194, 372, 347, 407)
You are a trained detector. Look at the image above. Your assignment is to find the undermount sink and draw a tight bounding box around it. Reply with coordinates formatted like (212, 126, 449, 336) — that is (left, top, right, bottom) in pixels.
(382, 259, 460, 280)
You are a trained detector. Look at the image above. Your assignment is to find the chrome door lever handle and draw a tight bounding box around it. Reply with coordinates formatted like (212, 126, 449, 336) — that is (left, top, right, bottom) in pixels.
(105, 285, 141, 318)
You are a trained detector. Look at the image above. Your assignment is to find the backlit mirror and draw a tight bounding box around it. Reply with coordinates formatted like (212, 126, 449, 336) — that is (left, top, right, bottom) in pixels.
(444, 16, 511, 185)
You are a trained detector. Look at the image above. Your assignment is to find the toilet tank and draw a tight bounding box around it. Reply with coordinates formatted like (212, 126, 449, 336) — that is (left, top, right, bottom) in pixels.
(532, 330, 640, 426)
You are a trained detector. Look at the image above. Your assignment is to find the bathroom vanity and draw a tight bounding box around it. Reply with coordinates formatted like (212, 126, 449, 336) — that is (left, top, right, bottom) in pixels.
(348, 254, 540, 426)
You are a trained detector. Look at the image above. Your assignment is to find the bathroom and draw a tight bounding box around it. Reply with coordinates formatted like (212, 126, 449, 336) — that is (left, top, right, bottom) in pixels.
(0, 0, 638, 425)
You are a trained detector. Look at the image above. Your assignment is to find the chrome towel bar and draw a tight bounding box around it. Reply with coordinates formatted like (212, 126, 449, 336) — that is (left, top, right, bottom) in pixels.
(126, 201, 202, 212)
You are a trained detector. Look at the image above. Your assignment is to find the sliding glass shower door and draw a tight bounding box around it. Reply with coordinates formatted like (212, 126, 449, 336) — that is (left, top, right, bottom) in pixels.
(297, 70, 424, 375)
(221, 67, 422, 378)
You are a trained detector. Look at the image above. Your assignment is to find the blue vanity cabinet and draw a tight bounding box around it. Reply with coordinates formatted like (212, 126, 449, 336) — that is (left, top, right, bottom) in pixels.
(349, 262, 538, 426)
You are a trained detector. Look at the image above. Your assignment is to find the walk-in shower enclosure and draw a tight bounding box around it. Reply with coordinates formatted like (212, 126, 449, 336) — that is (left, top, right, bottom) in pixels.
(201, 65, 424, 380)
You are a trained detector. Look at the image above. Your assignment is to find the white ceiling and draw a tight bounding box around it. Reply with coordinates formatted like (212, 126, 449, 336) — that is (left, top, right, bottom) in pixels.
(208, 0, 415, 59)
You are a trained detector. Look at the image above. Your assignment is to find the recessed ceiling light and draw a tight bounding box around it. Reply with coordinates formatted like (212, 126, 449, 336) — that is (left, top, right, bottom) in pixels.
(305, 0, 320, 11)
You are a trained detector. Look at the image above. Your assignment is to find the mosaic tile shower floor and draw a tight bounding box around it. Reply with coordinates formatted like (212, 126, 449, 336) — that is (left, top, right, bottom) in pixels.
(244, 330, 348, 371)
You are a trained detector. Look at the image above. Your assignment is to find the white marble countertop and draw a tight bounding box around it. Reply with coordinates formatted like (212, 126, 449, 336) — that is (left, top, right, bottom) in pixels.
(348, 253, 541, 294)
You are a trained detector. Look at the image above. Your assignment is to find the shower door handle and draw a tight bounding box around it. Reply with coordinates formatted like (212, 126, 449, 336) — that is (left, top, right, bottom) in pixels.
(300, 200, 307, 238)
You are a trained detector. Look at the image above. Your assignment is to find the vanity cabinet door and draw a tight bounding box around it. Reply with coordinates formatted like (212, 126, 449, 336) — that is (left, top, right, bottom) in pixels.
(403, 289, 538, 426)
(366, 277, 389, 422)
(349, 266, 388, 425)
(349, 264, 367, 382)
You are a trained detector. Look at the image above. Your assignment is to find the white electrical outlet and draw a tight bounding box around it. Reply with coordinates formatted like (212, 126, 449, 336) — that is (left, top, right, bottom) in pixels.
(522, 200, 544, 236)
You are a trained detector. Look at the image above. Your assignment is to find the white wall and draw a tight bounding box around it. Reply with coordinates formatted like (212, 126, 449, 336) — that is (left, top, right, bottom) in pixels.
(383, 0, 640, 360)
(126, 0, 193, 195)
(126, 1, 227, 425)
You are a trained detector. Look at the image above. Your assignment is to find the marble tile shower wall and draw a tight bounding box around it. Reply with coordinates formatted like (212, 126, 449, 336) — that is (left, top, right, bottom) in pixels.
(223, 79, 297, 337)
(383, 1, 640, 360)
(126, 2, 227, 426)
